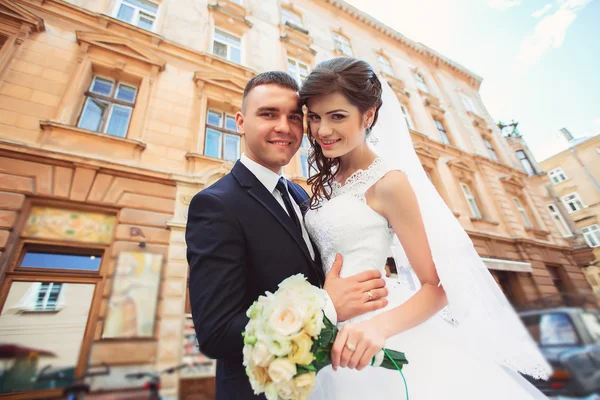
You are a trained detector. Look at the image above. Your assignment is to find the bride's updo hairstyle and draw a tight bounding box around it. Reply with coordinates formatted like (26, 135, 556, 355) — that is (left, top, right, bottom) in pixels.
(299, 56, 383, 208)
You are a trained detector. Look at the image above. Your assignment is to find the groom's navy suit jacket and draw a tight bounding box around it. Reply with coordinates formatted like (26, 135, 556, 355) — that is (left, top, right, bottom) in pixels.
(186, 161, 325, 400)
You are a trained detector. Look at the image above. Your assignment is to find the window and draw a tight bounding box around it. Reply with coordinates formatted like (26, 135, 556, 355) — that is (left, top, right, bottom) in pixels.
(562, 192, 585, 213)
(401, 104, 415, 130)
(20, 251, 102, 272)
(548, 168, 567, 184)
(287, 58, 309, 85)
(582, 225, 600, 248)
(280, 8, 303, 28)
(516, 150, 535, 176)
(460, 182, 482, 218)
(483, 137, 499, 162)
(547, 204, 572, 237)
(332, 32, 352, 56)
(204, 109, 241, 161)
(414, 72, 428, 93)
(522, 313, 579, 346)
(581, 312, 600, 343)
(213, 29, 242, 64)
(377, 55, 393, 76)
(230, 0, 243, 4)
(113, 0, 158, 31)
(77, 76, 137, 138)
(460, 93, 478, 114)
(34, 282, 63, 311)
(513, 197, 532, 228)
(299, 135, 311, 178)
(434, 119, 450, 145)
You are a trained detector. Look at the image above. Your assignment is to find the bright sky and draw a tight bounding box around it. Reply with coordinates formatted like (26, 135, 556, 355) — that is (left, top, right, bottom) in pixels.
(345, 0, 600, 161)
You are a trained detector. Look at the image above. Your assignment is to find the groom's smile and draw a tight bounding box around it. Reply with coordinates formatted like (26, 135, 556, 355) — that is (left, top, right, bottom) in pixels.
(236, 83, 304, 174)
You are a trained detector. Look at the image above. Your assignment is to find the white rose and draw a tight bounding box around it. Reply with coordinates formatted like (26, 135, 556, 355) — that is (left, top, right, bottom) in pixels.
(268, 302, 305, 336)
(243, 344, 253, 367)
(267, 358, 297, 384)
(304, 309, 324, 337)
(246, 366, 268, 394)
(278, 274, 308, 290)
(264, 382, 279, 400)
(252, 341, 274, 367)
(276, 380, 295, 400)
(294, 372, 316, 395)
(266, 337, 292, 357)
(247, 300, 264, 319)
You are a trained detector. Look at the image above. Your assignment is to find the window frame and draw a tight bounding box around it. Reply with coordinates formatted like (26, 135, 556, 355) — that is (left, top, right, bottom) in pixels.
(76, 76, 138, 138)
(433, 118, 450, 145)
(287, 57, 310, 85)
(204, 108, 242, 162)
(546, 203, 573, 237)
(516, 150, 536, 176)
(582, 224, 600, 248)
(483, 137, 499, 162)
(460, 93, 478, 114)
(31, 282, 65, 312)
(561, 192, 586, 213)
(513, 196, 533, 228)
(212, 28, 243, 64)
(280, 7, 303, 29)
(400, 104, 415, 131)
(460, 182, 482, 219)
(0, 208, 111, 398)
(332, 32, 353, 56)
(376, 54, 394, 76)
(548, 168, 568, 184)
(414, 72, 429, 93)
(112, 0, 159, 32)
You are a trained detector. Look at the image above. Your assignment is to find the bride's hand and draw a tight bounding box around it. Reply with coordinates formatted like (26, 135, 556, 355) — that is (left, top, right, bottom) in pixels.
(331, 321, 386, 371)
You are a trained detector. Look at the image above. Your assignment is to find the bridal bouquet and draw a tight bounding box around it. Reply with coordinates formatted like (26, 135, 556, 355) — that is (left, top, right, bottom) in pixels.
(242, 274, 408, 400)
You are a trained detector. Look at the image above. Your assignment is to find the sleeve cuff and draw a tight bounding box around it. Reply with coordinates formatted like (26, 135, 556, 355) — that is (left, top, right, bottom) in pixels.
(323, 291, 338, 325)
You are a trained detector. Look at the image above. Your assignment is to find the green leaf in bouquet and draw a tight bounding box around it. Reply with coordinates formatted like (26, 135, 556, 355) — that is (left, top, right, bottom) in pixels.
(296, 364, 317, 375)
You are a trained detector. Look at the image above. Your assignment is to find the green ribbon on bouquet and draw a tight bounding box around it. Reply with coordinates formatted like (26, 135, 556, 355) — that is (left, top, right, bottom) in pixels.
(301, 316, 410, 399)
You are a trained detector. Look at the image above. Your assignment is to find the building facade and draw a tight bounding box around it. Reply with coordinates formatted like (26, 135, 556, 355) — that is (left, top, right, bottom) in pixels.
(0, 0, 595, 398)
(539, 130, 600, 297)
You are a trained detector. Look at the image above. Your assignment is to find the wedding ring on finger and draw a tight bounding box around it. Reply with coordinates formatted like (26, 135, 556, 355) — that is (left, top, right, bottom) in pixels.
(346, 342, 356, 352)
(366, 290, 373, 300)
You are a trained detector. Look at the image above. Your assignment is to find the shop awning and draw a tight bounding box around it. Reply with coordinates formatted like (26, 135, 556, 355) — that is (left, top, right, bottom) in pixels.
(481, 257, 532, 273)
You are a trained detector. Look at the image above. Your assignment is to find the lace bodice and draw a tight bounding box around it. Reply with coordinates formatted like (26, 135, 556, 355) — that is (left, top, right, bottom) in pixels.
(305, 158, 395, 278)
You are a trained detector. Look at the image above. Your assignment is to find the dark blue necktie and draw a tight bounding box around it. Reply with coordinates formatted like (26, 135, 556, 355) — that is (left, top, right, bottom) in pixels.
(276, 178, 301, 231)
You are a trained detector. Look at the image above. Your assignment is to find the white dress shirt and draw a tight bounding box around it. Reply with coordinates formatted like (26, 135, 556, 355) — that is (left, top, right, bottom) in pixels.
(240, 154, 337, 324)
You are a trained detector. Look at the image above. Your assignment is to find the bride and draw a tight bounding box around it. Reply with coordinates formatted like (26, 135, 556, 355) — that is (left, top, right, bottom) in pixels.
(301, 57, 551, 399)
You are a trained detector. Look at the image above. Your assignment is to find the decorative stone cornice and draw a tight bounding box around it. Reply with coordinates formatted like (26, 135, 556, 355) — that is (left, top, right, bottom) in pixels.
(0, 0, 45, 33)
(280, 22, 316, 62)
(500, 174, 527, 189)
(382, 73, 410, 104)
(208, 0, 252, 37)
(322, 0, 483, 88)
(76, 31, 166, 71)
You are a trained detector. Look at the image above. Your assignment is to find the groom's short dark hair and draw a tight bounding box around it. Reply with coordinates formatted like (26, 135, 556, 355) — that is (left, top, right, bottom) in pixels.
(242, 71, 299, 111)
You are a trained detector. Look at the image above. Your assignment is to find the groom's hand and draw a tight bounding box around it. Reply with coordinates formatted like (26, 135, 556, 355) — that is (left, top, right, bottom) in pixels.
(324, 254, 388, 322)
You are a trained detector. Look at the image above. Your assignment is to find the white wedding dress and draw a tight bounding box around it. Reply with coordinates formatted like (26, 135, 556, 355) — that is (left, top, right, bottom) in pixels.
(304, 157, 547, 400)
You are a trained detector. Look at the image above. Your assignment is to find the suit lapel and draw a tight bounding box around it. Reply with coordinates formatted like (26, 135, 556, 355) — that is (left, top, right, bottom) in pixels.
(232, 162, 314, 266)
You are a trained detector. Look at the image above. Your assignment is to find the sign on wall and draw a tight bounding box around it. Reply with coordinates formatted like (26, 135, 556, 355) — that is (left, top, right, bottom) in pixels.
(23, 207, 116, 244)
(102, 252, 163, 338)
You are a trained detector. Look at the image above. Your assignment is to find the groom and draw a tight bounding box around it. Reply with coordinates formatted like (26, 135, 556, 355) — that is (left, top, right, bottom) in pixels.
(186, 71, 388, 400)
